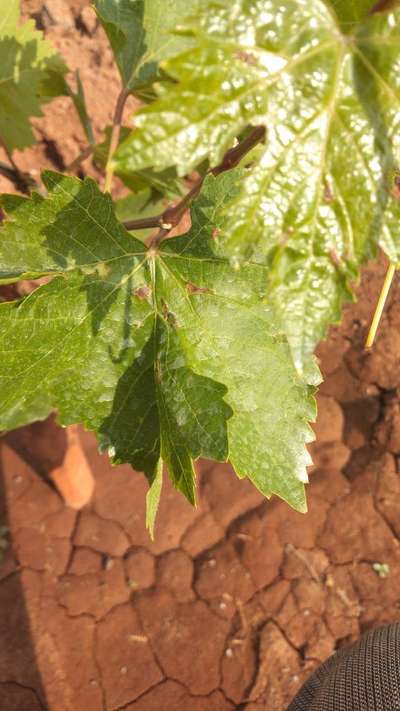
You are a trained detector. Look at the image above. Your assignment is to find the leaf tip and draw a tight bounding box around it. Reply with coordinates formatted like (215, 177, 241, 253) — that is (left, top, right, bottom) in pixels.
(146, 459, 163, 539)
(41, 169, 65, 191)
(297, 498, 308, 515)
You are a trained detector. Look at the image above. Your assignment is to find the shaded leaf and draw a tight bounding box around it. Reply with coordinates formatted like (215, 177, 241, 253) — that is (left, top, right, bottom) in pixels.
(328, 0, 376, 28)
(0, 0, 66, 152)
(63, 70, 95, 145)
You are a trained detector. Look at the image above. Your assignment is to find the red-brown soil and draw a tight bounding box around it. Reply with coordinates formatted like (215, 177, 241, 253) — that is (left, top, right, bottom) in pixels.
(2, 3, 400, 710)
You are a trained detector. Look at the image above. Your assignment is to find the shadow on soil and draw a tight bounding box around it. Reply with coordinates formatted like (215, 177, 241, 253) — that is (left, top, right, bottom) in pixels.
(0, 417, 68, 711)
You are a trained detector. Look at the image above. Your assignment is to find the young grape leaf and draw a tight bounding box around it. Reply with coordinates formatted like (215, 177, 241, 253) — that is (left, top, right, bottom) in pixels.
(114, 0, 400, 372)
(0, 0, 66, 152)
(0, 170, 316, 518)
(94, 0, 199, 92)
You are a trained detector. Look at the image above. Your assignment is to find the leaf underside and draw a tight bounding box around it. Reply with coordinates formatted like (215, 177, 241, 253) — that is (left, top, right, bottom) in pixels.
(0, 171, 316, 518)
(114, 0, 400, 373)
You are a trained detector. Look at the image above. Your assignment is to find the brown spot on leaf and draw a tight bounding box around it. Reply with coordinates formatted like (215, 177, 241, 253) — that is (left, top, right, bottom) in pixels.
(235, 50, 257, 65)
(212, 228, 221, 240)
(391, 174, 400, 200)
(324, 183, 334, 202)
(133, 286, 151, 300)
(161, 299, 178, 328)
(279, 227, 294, 246)
(161, 299, 169, 317)
(329, 249, 343, 269)
(186, 281, 213, 295)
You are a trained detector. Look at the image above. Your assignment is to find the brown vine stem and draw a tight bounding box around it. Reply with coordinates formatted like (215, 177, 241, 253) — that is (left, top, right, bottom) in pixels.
(0, 161, 32, 195)
(123, 125, 266, 247)
(66, 144, 95, 173)
(0, 140, 34, 194)
(103, 87, 129, 193)
(365, 262, 396, 349)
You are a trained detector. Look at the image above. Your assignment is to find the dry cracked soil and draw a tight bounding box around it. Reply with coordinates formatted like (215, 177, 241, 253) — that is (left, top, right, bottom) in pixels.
(2, 2, 400, 710)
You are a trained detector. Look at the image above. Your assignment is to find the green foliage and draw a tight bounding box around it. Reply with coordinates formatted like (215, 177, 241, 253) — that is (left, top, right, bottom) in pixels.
(146, 459, 163, 538)
(2, 0, 400, 533)
(114, 0, 400, 372)
(95, 125, 184, 198)
(0, 0, 66, 152)
(1, 0, 19, 35)
(329, 0, 378, 28)
(94, 0, 199, 92)
(0, 170, 315, 513)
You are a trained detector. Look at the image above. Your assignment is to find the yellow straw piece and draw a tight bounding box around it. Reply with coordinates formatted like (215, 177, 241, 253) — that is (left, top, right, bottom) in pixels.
(365, 262, 396, 349)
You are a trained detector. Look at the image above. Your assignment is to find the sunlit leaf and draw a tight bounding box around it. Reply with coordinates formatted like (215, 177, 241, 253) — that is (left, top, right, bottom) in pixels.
(114, 0, 400, 371)
(0, 170, 316, 513)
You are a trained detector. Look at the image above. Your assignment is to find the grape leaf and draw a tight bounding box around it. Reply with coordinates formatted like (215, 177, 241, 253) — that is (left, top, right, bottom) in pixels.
(95, 126, 184, 198)
(94, 0, 199, 92)
(328, 0, 377, 28)
(0, 0, 19, 36)
(0, 0, 66, 152)
(114, 0, 400, 373)
(0, 170, 316, 516)
(146, 458, 163, 539)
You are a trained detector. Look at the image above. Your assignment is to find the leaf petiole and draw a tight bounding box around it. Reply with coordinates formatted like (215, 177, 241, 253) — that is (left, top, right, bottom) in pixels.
(103, 87, 129, 193)
(123, 125, 266, 244)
